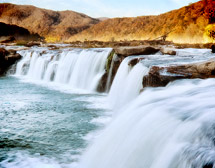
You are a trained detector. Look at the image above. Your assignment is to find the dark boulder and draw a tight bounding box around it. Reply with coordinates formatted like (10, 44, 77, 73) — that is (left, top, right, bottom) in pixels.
(203, 163, 213, 168)
(97, 53, 124, 92)
(211, 45, 215, 53)
(128, 58, 145, 66)
(0, 48, 21, 76)
(142, 66, 186, 87)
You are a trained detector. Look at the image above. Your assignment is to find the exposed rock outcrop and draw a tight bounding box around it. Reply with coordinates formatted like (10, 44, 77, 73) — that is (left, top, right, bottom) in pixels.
(160, 48, 177, 55)
(97, 46, 176, 92)
(97, 51, 124, 92)
(143, 59, 215, 87)
(114, 46, 160, 57)
(0, 48, 21, 76)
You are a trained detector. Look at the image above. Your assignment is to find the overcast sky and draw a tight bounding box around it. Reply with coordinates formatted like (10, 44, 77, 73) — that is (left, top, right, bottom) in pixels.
(1, 0, 199, 18)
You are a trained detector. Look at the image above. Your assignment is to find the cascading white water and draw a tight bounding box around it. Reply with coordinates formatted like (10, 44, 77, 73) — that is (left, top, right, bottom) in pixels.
(105, 53, 117, 92)
(16, 51, 32, 75)
(15, 48, 112, 92)
(108, 57, 149, 108)
(43, 62, 58, 82)
(13, 47, 215, 168)
(79, 78, 215, 168)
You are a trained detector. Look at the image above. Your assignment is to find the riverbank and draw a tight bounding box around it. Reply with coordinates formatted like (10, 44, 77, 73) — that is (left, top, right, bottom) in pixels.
(1, 40, 215, 49)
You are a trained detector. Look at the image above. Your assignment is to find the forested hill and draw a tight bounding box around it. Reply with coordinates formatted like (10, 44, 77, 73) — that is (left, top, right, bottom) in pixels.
(0, 3, 100, 42)
(68, 0, 215, 43)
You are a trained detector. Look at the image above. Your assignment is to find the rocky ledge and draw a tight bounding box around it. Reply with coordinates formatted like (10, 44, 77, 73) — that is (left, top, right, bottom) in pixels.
(97, 46, 177, 92)
(97, 45, 215, 92)
(143, 59, 215, 87)
(114, 45, 177, 57)
(0, 48, 22, 76)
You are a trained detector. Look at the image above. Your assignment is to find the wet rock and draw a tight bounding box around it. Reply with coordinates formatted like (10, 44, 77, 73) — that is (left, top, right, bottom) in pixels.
(211, 45, 215, 53)
(128, 58, 139, 66)
(160, 48, 176, 55)
(97, 53, 123, 92)
(128, 58, 145, 66)
(25, 41, 41, 47)
(47, 45, 60, 50)
(166, 59, 215, 78)
(143, 59, 215, 87)
(142, 66, 185, 87)
(114, 46, 160, 57)
(97, 73, 108, 92)
(203, 163, 213, 168)
(0, 48, 22, 76)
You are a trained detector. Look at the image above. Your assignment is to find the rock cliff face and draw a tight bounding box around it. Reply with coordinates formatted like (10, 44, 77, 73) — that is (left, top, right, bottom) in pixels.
(0, 3, 99, 42)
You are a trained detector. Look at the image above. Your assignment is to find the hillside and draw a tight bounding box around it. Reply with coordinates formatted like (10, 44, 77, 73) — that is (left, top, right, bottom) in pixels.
(68, 0, 215, 43)
(0, 3, 99, 42)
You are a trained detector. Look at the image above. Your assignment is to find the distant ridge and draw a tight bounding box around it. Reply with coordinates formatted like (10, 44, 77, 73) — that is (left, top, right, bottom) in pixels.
(68, 0, 215, 43)
(0, 1, 214, 43)
(0, 3, 100, 42)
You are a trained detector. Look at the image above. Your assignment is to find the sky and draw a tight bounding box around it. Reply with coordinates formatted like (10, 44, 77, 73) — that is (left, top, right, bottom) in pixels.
(1, 0, 199, 18)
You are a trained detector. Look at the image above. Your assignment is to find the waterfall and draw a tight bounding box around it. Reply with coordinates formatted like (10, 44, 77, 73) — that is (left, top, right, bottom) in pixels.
(105, 53, 117, 92)
(15, 48, 112, 92)
(79, 78, 215, 168)
(108, 57, 149, 108)
(16, 51, 32, 75)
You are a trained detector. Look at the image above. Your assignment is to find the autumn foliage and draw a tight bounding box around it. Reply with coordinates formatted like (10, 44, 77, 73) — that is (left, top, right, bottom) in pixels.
(0, 1, 215, 43)
(0, 3, 99, 42)
(68, 0, 215, 44)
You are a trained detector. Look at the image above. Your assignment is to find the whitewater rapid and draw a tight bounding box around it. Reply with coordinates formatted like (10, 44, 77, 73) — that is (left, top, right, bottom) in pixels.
(4, 47, 215, 168)
(16, 48, 112, 92)
(79, 78, 215, 168)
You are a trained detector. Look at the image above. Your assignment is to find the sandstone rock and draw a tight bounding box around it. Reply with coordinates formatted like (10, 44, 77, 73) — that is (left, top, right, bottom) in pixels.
(166, 59, 215, 78)
(160, 48, 177, 55)
(143, 59, 215, 88)
(114, 46, 160, 57)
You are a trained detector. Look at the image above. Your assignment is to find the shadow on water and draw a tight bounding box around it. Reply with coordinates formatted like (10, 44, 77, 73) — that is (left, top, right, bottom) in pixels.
(0, 138, 32, 149)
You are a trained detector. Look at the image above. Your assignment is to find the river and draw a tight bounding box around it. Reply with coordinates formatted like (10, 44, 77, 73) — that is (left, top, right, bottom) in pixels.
(0, 47, 215, 168)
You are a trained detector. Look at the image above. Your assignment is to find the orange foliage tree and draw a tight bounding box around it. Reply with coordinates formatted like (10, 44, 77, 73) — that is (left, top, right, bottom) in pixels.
(202, 0, 215, 23)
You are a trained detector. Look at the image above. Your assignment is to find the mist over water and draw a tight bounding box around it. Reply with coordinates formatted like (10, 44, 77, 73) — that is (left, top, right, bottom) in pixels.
(80, 78, 215, 168)
(1, 47, 215, 168)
